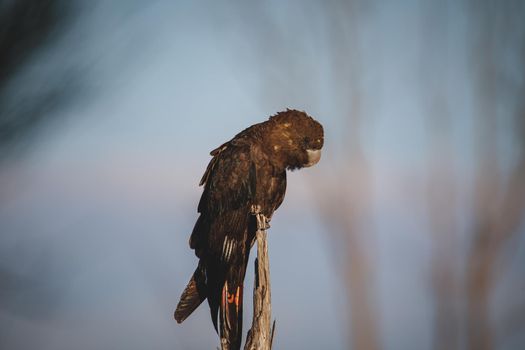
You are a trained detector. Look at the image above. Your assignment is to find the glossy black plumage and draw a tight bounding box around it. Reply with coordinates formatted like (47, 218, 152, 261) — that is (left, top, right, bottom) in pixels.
(175, 109, 324, 349)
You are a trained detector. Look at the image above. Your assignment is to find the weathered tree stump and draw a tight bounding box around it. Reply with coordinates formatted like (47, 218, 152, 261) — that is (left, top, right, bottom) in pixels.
(243, 205, 275, 350)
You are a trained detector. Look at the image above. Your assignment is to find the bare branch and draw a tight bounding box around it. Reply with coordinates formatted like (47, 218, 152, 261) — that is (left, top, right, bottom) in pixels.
(244, 205, 275, 350)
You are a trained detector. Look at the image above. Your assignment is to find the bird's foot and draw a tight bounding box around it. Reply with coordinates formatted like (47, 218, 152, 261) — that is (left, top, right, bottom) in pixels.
(250, 204, 261, 215)
(263, 217, 271, 230)
(250, 205, 271, 231)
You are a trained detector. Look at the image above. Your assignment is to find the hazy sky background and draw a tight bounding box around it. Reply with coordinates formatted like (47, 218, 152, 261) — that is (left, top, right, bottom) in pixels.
(1, 1, 524, 349)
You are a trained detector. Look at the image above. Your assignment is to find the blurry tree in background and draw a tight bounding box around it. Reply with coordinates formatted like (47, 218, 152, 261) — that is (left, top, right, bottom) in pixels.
(306, 1, 525, 349)
(0, 0, 75, 158)
(466, 1, 525, 349)
(418, 1, 525, 349)
(317, 1, 380, 350)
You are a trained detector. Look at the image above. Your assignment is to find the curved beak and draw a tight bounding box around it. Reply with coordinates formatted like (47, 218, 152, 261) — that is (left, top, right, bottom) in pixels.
(305, 149, 321, 167)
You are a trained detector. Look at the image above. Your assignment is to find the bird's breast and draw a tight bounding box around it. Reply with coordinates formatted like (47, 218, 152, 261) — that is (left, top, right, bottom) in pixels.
(254, 171, 286, 217)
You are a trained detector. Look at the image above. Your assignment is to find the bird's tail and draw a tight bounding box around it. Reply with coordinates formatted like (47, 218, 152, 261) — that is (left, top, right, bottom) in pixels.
(219, 279, 244, 350)
(174, 262, 207, 323)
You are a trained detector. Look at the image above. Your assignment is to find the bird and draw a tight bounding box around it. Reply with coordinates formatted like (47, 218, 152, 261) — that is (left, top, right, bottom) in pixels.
(174, 109, 324, 349)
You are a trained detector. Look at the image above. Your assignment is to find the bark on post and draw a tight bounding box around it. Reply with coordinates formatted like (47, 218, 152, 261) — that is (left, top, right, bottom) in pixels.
(244, 204, 275, 350)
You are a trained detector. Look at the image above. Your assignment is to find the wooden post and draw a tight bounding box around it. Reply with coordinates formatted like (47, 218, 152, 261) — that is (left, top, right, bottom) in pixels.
(244, 205, 275, 350)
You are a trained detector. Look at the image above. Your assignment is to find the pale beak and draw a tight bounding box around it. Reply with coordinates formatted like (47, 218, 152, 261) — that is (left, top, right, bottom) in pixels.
(305, 149, 321, 167)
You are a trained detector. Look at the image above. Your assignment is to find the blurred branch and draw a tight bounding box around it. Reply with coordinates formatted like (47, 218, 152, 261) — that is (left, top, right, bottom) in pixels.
(0, 0, 64, 86)
(467, 104, 525, 350)
(466, 2, 525, 349)
(244, 205, 275, 350)
(0, 0, 75, 156)
(318, 162, 378, 350)
(425, 112, 460, 350)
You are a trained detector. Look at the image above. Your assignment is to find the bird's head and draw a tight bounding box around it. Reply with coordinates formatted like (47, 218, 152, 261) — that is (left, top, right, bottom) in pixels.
(266, 109, 324, 171)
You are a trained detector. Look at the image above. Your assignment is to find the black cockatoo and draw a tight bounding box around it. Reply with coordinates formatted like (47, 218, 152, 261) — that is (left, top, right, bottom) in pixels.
(175, 109, 324, 349)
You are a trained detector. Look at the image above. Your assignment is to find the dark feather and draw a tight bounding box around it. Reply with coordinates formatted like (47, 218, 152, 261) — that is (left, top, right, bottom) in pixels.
(174, 262, 207, 323)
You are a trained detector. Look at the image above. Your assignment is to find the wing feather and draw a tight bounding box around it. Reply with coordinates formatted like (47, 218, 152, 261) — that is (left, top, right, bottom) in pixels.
(190, 142, 257, 258)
